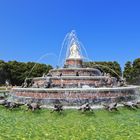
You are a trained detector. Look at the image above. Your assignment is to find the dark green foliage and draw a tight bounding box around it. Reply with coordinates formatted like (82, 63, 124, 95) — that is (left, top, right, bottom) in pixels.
(0, 60, 52, 86)
(124, 58, 140, 85)
(0, 60, 11, 85)
(123, 61, 133, 84)
(84, 61, 122, 79)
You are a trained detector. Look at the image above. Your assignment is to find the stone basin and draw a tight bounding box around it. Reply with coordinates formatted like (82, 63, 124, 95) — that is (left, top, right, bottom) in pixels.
(10, 86, 140, 106)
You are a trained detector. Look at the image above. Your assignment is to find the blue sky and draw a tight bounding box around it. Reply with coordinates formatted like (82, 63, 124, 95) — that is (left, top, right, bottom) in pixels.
(0, 0, 140, 69)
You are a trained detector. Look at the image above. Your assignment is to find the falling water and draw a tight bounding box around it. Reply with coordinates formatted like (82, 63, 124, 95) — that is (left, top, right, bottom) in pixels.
(135, 87, 140, 101)
(84, 57, 122, 79)
(57, 33, 69, 67)
(57, 30, 89, 67)
(26, 53, 57, 79)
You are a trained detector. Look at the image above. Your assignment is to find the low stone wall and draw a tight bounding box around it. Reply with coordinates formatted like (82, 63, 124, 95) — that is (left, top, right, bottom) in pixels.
(50, 68, 101, 76)
(10, 86, 139, 106)
(0, 90, 10, 94)
(33, 76, 117, 88)
(135, 86, 140, 99)
(52, 78, 104, 88)
(33, 78, 46, 87)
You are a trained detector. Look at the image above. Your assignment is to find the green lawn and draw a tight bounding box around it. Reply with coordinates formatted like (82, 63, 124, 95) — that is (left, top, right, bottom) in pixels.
(0, 107, 140, 140)
(0, 88, 6, 91)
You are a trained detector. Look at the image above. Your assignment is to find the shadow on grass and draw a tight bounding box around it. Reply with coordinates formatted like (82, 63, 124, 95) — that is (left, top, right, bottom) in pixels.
(79, 111, 96, 117)
(50, 110, 68, 118)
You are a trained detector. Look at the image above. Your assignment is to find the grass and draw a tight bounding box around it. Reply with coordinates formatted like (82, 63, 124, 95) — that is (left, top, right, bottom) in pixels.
(0, 86, 11, 91)
(0, 107, 140, 140)
(0, 88, 6, 91)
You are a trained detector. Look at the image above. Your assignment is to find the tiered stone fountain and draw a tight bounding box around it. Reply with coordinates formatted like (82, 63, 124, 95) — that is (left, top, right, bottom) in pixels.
(11, 32, 139, 106)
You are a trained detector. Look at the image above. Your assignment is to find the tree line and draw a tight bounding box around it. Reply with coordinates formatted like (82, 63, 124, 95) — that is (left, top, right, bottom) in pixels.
(123, 58, 140, 85)
(84, 61, 122, 79)
(0, 60, 52, 86)
(85, 58, 140, 85)
(0, 58, 140, 86)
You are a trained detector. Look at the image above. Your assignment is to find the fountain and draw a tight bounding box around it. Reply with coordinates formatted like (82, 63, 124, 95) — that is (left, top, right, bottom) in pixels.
(10, 31, 140, 106)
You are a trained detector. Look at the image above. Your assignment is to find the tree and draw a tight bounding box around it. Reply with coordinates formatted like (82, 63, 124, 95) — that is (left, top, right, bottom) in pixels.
(0, 60, 10, 86)
(8, 61, 27, 85)
(0, 60, 53, 86)
(84, 61, 122, 79)
(131, 58, 140, 84)
(123, 61, 133, 84)
(123, 58, 140, 85)
(26, 62, 52, 78)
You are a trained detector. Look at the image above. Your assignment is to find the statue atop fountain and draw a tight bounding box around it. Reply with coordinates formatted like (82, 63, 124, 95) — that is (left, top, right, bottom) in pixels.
(65, 42, 83, 68)
(68, 42, 81, 59)
(64, 40, 83, 68)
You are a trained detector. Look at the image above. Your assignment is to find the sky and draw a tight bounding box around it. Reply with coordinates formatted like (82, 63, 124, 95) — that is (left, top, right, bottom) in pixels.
(0, 0, 140, 69)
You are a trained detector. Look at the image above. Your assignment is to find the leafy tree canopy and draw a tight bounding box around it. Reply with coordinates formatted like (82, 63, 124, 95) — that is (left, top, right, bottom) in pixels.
(0, 60, 52, 86)
(84, 61, 122, 79)
(124, 58, 140, 85)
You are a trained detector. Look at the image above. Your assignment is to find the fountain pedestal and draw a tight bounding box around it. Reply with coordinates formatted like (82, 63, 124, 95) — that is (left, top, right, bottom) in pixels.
(64, 58, 83, 68)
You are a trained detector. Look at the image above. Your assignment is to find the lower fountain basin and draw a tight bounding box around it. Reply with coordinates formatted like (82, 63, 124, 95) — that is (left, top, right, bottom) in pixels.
(10, 86, 140, 106)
